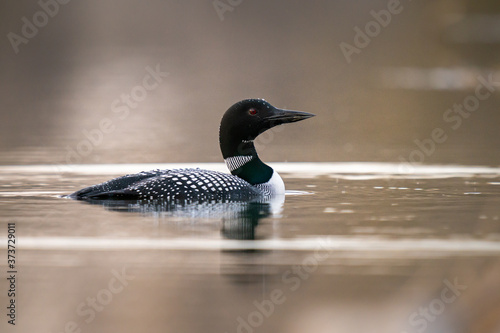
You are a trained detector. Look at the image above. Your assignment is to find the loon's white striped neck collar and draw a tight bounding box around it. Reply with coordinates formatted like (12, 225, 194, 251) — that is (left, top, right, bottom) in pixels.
(225, 155, 254, 172)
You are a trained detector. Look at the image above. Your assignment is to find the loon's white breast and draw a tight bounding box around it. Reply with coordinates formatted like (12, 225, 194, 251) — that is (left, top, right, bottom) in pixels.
(255, 170, 285, 196)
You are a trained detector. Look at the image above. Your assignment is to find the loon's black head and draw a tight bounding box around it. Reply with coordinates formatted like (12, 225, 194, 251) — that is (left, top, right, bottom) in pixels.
(219, 99, 315, 159)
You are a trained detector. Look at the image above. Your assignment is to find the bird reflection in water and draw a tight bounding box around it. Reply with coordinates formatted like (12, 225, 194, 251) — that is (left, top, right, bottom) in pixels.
(78, 194, 284, 240)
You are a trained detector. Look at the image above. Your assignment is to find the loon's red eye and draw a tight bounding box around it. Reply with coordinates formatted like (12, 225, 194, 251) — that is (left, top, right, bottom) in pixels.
(248, 108, 258, 115)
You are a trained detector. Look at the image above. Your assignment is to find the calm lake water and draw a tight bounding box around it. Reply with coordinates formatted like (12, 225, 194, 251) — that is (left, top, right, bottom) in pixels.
(1, 162, 500, 333)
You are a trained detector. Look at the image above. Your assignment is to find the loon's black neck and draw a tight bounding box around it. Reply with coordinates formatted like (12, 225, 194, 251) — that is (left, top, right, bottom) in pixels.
(220, 139, 273, 185)
(231, 155, 273, 185)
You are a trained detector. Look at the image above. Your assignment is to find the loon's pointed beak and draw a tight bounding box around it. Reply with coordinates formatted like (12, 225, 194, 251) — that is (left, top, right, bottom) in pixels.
(266, 108, 316, 126)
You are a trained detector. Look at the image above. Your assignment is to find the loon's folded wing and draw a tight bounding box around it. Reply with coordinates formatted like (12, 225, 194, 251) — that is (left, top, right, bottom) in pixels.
(69, 168, 263, 201)
(68, 169, 164, 200)
(79, 189, 142, 200)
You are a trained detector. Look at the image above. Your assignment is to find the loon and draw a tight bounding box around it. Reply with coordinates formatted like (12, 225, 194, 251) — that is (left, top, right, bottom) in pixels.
(69, 99, 314, 202)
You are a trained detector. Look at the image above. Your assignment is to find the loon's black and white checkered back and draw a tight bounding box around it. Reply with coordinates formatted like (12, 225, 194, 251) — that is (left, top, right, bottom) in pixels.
(70, 168, 263, 201)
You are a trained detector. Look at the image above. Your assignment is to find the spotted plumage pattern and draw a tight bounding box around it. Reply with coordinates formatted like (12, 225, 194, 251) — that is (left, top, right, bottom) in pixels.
(70, 168, 262, 201)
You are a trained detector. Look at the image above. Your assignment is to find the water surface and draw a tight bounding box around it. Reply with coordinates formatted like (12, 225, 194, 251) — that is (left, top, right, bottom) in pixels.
(1, 162, 499, 333)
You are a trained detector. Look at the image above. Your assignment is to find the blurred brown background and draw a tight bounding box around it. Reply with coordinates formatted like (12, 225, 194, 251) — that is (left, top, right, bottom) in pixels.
(1, 0, 499, 166)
